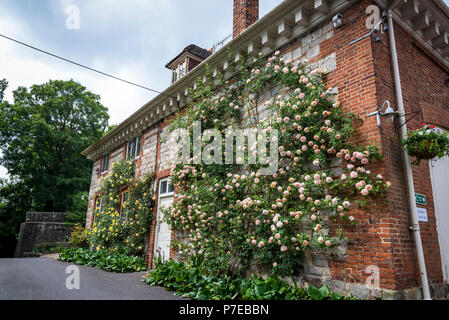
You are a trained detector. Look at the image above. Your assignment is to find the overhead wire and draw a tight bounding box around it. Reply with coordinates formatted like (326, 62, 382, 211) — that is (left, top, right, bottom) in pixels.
(0, 32, 175, 98)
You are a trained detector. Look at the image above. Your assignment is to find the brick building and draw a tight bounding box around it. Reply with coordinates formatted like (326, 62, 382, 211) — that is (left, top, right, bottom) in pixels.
(82, 0, 449, 299)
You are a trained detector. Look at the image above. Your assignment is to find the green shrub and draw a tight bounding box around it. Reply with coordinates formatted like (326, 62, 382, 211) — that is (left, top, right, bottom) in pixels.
(32, 242, 72, 254)
(143, 260, 356, 300)
(68, 224, 90, 248)
(58, 247, 147, 273)
(89, 162, 155, 257)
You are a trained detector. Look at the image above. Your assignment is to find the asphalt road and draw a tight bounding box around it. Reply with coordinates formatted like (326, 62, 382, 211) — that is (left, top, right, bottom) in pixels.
(0, 257, 185, 300)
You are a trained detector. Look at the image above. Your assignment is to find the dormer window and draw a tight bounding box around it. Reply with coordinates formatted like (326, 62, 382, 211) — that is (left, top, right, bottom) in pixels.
(172, 60, 187, 83)
(166, 44, 212, 84)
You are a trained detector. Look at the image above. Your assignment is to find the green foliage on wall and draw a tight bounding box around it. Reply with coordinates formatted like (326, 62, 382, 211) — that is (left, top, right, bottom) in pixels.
(165, 52, 391, 276)
(89, 160, 155, 256)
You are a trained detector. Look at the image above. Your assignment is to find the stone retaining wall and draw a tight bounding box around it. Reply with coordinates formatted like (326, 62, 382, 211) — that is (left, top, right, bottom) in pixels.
(15, 212, 73, 257)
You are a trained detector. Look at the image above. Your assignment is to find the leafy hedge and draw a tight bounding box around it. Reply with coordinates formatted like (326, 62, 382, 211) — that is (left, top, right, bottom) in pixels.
(144, 260, 355, 300)
(58, 247, 147, 273)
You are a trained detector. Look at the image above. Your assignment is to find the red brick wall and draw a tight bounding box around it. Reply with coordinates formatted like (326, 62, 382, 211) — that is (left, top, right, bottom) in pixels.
(324, 1, 394, 289)
(372, 16, 448, 291)
(279, 0, 447, 292)
(188, 57, 202, 72)
(280, 0, 397, 289)
(233, 0, 259, 38)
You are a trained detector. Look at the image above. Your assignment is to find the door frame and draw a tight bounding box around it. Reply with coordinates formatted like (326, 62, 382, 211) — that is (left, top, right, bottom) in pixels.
(429, 126, 449, 283)
(153, 177, 174, 263)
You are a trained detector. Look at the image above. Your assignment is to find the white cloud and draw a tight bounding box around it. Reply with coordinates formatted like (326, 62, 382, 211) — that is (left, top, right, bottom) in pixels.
(0, 40, 154, 123)
(0, 0, 286, 180)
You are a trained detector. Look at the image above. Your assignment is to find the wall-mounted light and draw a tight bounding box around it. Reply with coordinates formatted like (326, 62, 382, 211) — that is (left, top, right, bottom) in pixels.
(332, 13, 343, 29)
(381, 101, 399, 123)
(96, 168, 100, 175)
(367, 101, 400, 127)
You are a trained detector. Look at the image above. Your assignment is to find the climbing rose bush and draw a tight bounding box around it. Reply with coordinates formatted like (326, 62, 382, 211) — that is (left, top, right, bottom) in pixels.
(89, 160, 155, 256)
(165, 51, 391, 276)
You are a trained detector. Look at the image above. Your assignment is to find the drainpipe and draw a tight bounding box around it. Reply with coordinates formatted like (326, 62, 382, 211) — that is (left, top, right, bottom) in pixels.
(386, 3, 431, 300)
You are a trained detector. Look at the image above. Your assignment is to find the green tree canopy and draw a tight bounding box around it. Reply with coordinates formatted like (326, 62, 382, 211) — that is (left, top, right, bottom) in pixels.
(0, 79, 109, 211)
(0, 179, 32, 256)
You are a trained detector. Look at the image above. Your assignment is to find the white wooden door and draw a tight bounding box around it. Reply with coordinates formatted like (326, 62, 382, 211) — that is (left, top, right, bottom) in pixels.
(154, 178, 174, 262)
(429, 130, 449, 283)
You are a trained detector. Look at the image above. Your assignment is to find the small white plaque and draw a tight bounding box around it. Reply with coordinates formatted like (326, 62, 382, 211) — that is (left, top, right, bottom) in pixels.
(417, 207, 428, 222)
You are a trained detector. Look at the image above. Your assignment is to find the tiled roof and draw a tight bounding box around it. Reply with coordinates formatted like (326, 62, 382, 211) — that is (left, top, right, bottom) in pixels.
(165, 44, 212, 69)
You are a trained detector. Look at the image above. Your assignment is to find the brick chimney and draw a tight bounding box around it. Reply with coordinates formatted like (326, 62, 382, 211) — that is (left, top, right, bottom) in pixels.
(233, 0, 259, 38)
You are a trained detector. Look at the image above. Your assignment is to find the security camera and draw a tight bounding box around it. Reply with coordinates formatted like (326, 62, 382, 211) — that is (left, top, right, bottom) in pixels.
(332, 13, 343, 28)
(382, 10, 389, 32)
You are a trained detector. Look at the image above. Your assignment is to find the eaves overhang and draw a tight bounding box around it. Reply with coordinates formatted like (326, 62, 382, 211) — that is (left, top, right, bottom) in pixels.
(374, 0, 449, 70)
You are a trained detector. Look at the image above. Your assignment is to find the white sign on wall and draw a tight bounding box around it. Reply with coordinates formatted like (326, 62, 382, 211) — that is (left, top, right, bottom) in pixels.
(417, 207, 428, 222)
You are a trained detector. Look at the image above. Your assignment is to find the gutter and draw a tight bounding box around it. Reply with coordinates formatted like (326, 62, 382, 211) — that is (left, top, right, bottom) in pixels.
(387, 0, 431, 300)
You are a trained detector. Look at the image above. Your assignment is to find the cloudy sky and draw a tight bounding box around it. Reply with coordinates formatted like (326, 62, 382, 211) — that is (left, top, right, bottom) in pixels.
(0, 0, 284, 179)
(1, 0, 448, 180)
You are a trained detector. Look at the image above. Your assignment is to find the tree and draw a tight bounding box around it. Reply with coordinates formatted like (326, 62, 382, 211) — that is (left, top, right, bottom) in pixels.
(0, 79, 109, 256)
(66, 190, 89, 224)
(0, 180, 32, 257)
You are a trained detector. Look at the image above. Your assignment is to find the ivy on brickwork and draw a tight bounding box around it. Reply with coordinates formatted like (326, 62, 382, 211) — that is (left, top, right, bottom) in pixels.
(165, 51, 391, 277)
(89, 160, 155, 256)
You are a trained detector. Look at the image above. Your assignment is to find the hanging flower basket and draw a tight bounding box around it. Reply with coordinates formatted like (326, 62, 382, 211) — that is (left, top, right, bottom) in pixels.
(402, 123, 449, 165)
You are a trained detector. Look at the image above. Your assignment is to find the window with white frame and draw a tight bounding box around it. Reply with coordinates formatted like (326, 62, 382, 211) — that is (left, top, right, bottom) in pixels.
(179, 60, 186, 78)
(100, 153, 109, 174)
(126, 136, 141, 160)
(159, 178, 174, 196)
(171, 60, 187, 83)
